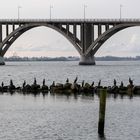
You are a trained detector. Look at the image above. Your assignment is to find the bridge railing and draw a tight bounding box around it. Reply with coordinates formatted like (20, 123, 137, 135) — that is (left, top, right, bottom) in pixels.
(0, 18, 140, 23)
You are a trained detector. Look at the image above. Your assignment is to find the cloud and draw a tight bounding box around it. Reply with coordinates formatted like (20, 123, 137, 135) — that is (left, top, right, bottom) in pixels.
(130, 35, 137, 44)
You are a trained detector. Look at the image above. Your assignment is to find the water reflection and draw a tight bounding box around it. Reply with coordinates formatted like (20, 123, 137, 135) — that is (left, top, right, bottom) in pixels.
(1, 90, 139, 100)
(98, 134, 106, 140)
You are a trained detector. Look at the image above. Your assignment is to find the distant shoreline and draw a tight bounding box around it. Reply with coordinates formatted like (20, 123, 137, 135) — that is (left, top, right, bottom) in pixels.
(4, 56, 140, 61)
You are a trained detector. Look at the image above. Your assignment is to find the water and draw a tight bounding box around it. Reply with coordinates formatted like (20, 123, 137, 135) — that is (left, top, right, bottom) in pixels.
(0, 61, 140, 140)
(0, 93, 140, 140)
(1, 61, 140, 86)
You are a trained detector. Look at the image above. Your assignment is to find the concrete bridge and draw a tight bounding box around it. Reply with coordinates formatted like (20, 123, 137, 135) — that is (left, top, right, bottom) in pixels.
(0, 18, 140, 65)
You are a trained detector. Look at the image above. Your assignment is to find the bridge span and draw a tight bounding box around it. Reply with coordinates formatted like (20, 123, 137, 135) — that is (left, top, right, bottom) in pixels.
(0, 18, 140, 65)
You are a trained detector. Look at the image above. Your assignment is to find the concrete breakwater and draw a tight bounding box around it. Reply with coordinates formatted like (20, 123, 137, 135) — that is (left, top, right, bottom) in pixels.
(0, 78, 140, 95)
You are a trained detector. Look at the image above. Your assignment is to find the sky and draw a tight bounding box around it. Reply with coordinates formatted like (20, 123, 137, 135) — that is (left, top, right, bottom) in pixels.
(1, 0, 140, 57)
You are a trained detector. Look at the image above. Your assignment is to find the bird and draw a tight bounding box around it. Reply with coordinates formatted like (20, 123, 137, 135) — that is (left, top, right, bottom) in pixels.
(98, 80, 101, 87)
(23, 80, 26, 88)
(114, 79, 117, 86)
(34, 78, 37, 85)
(82, 80, 85, 87)
(66, 78, 69, 83)
(43, 79, 45, 86)
(1, 82, 4, 87)
(129, 77, 133, 85)
(91, 81, 94, 87)
(74, 76, 78, 83)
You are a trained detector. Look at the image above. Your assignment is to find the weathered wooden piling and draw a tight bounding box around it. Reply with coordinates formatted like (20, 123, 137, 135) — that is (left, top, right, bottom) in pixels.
(98, 88, 107, 136)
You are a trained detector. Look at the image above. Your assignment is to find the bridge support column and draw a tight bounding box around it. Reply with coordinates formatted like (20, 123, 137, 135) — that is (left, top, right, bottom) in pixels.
(79, 54, 95, 65)
(0, 56, 5, 65)
(0, 24, 2, 42)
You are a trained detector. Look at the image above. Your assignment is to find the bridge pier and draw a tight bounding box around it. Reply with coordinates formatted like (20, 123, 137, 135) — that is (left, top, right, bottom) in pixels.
(0, 56, 5, 65)
(79, 55, 95, 65)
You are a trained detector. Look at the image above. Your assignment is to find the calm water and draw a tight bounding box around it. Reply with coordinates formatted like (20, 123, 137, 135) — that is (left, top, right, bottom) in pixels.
(0, 61, 140, 140)
(1, 61, 140, 86)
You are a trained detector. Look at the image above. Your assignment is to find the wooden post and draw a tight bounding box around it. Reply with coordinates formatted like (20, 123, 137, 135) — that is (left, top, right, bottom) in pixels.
(98, 88, 107, 136)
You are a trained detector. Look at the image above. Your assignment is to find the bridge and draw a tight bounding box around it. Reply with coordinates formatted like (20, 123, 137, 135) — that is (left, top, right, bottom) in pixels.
(0, 18, 140, 65)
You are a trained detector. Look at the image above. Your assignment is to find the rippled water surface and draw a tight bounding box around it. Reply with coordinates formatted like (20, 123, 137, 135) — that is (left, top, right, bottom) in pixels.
(1, 61, 140, 86)
(0, 93, 140, 140)
(0, 61, 140, 140)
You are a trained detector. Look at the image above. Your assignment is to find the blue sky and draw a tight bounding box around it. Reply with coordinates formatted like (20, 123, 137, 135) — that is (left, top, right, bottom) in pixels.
(1, 0, 140, 57)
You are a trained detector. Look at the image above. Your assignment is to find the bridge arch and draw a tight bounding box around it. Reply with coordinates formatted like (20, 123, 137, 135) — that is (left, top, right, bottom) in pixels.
(85, 23, 140, 56)
(0, 23, 82, 57)
(1, 20, 140, 65)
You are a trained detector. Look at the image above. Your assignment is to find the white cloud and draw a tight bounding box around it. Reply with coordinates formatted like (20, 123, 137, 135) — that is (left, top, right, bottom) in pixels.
(130, 35, 137, 44)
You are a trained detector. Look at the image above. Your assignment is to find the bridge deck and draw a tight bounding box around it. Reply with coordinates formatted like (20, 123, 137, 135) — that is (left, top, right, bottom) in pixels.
(0, 19, 140, 24)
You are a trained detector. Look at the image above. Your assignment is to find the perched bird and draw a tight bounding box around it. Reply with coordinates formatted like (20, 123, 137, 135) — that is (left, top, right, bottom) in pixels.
(82, 80, 85, 87)
(66, 78, 69, 83)
(43, 79, 45, 86)
(34, 78, 37, 85)
(52, 81, 55, 86)
(10, 79, 13, 86)
(129, 77, 133, 85)
(74, 77, 78, 83)
(1, 82, 4, 87)
(23, 80, 26, 88)
(114, 79, 117, 86)
(120, 81, 124, 87)
(98, 80, 101, 87)
(91, 81, 94, 87)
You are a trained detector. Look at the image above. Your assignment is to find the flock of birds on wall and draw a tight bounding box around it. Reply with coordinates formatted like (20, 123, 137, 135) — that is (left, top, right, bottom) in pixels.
(0, 77, 140, 96)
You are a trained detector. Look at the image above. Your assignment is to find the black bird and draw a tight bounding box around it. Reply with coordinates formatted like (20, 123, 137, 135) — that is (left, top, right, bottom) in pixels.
(82, 80, 85, 87)
(91, 81, 94, 87)
(98, 80, 101, 87)
(120, 81, 124, 87)
(1, 82, 4, 88)
(43, 79, 45, 86)
(10, 79, 13, 86)
(34, 78, 37, 85)
(74, 77, 78, 83)
(129, 77, 133, 85)
(23, 80, 26, 88)
(52, 81, 55, 86)
(66, 78, 69, 83)
(114, 79, 117, 86)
